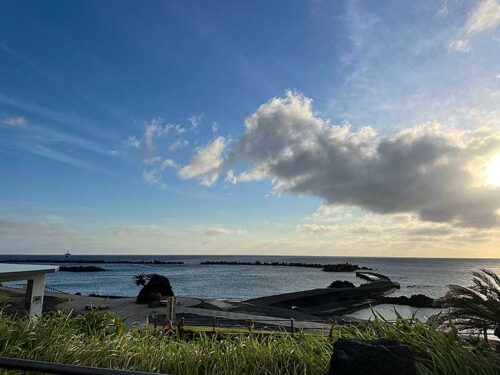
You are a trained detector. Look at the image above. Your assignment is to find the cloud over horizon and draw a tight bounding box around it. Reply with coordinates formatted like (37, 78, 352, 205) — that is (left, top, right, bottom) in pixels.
(206, 92, 500, 228)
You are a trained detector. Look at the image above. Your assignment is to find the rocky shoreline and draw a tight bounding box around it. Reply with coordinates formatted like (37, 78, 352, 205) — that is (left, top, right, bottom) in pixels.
(378, 294, 435, 308)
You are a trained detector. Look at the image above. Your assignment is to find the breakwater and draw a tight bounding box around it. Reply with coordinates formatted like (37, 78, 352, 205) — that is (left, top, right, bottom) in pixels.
(2, 259, 184, 265)
(59, 266, 107, 272)
(201, 260, 371, 272)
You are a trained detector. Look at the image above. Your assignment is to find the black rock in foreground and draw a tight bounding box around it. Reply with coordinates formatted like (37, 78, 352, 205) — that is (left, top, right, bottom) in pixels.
(136, 274, 174, 304)
(328, 339, 417, 375)
(379, 294, 434, 308)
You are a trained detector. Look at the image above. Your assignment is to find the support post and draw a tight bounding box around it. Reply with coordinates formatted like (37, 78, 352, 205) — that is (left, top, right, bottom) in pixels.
(27, 274, 46, 317)
(24, 280, 34, 311)
(166, 297, 176, 322)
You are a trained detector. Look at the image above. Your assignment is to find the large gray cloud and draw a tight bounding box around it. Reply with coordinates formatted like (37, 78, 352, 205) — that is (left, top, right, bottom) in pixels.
(226, 92, 500, 228)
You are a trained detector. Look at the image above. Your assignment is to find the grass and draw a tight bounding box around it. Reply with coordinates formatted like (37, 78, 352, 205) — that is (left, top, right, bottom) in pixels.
(0, 310, 498, 375)
(0, 290, 23, 304)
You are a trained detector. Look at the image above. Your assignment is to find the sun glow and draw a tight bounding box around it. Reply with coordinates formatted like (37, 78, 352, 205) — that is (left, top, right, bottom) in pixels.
(485, 153, 500, 186)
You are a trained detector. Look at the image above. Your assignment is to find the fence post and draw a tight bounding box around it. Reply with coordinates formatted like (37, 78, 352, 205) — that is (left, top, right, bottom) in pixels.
(248, 319, 253, 334)
(212, 317, 217, 334)
(290, 318, 295, 335)
(329, 320, 336, 338)
(178, 317, 185, 335)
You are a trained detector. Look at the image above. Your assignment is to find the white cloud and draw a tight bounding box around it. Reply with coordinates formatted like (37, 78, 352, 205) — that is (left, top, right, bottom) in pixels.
(169, 139, 189, 151)
(139, 119, 186, 157)
(124, 136, 141, 149)
(204, 227, 246, 236)
(450, 0, 500, 52)
(226, 91, 500, 228)
(143, 158, 178, 187)
(143, 120, 163, 157)
(188, 114, 203, 131)
(296, 224, 338, 235)
(142, 169, 164, 187)
(178, 137, 226, 186)
(212, 122, 219, 133)
(2, 116, 26, 127)
(109, 224, 174, 237)
(295, 206, 500, 256)
(162, 159, 178, 169)
(125, 119, 191, 186)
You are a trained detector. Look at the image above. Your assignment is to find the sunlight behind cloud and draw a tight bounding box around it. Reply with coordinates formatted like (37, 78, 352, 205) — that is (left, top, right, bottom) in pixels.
(485, 153, 500, 186)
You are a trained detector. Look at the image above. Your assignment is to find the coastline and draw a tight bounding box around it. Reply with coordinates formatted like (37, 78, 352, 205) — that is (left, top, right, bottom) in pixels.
(1, 255, 498, 302)
(0, 271, 424, 330)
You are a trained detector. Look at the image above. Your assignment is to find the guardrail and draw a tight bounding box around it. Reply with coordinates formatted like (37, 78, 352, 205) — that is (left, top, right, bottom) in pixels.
(0, 357, 168, 375)
(45, 285, 68, 294)
(2, 282, 68, 295)
(147, 314, 342, 336)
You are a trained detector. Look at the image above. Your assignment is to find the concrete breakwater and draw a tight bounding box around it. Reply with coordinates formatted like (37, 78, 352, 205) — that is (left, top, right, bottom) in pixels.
(245, 271, 400, 317)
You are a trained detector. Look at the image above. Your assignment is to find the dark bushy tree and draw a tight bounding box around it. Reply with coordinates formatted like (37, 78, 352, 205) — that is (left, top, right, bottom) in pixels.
(133, 272, 148, 286)
(133, 273, 174, 304)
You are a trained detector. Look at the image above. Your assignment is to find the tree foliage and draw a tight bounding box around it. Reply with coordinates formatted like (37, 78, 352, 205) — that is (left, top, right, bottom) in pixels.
(436, 269, 500, 338)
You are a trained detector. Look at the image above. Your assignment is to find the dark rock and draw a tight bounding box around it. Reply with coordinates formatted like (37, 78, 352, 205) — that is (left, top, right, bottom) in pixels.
(379, 294, 434, 308)
(136, 274, 174, 304)
(200, 260, 324, 269)
(329, 280, 355, 288)
(59, 266, 106, 272)
(328, 339, 417, 375)
(322, 263, 372, 272)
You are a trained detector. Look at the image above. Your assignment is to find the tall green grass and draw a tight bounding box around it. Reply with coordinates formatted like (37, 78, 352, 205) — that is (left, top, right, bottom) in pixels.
(0, 310, 498, 375)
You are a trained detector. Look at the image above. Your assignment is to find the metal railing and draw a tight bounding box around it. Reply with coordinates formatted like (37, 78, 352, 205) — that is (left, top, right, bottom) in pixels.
(1, 282, 68, 295)
(148, 314, 340, 336)
(44, 285, 68, 294)
(0, 357, 168, 375)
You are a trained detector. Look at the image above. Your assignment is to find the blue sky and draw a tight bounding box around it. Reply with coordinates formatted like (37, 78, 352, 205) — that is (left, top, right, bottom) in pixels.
(1, 0, 499, 257)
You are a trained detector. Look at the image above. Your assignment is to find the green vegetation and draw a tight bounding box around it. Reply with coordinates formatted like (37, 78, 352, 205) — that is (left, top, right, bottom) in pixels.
(0, 310, 498, 375)
(437, 269, 500, 339)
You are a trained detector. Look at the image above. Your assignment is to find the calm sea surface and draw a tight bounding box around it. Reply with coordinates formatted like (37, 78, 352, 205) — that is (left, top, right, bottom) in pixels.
(1, 255, 499, 301)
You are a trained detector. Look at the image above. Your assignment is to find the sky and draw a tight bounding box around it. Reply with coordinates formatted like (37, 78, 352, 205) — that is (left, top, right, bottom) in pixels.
(0, 0, 499, 257)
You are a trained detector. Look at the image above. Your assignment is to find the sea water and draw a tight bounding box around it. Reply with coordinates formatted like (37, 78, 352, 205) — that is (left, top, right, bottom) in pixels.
(1, 255, 498, 302)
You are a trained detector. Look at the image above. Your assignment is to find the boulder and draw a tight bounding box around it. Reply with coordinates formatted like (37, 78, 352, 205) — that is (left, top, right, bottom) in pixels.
(328, 339, 417, 375)
(322, 263, 373, 272)
(329, 280, 355, 288)
(379, 294, 434, 308)
(136, 274, 174, 304)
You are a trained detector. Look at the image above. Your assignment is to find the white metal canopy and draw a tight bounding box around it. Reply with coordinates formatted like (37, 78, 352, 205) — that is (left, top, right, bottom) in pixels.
(0, 263, 58, 316)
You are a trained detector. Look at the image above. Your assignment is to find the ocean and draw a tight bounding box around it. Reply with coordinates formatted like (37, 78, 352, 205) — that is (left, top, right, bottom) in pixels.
(1, 255, 499, 302)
